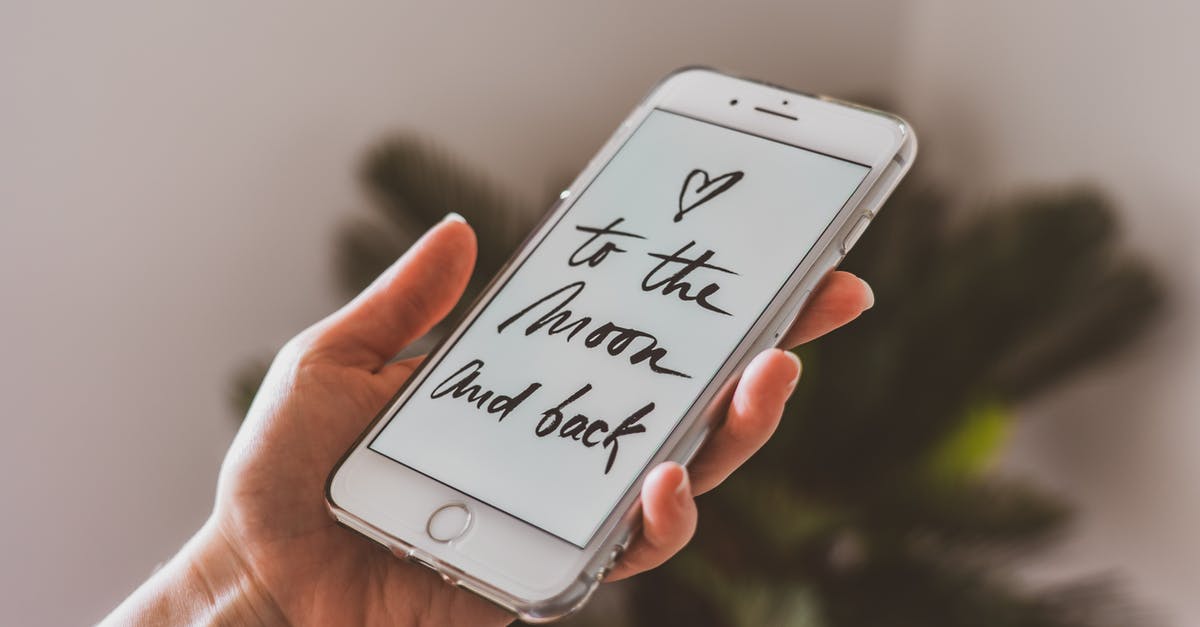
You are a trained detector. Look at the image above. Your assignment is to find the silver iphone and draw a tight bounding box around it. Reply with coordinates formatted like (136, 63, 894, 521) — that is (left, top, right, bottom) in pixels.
(327, 67, 916, 622)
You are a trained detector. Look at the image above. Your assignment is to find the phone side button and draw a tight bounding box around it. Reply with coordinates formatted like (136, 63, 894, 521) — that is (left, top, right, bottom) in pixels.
(596, 544, 625, 580)
(773, 290, 812, 342)
(840, 215, 871, 254)
(609, 544, 625, 565)
(678, 429, 710, 465)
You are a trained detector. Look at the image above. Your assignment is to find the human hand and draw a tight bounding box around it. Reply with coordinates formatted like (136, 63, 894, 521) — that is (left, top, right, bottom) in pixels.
(104, 215, 874, 626)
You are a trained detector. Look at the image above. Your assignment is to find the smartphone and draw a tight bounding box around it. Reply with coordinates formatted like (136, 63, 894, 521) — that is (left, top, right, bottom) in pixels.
(326, 67, 916, 622)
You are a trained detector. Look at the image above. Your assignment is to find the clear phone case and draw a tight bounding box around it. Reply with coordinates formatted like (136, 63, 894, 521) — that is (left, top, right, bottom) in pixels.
(327, 66, 917, 623)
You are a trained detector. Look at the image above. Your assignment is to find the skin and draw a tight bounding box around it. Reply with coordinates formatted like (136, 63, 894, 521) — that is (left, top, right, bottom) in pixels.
(103, 216, 874, 626)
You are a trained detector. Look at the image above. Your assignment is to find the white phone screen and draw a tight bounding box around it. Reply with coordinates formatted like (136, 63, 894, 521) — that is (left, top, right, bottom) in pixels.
(370, 109, 869, 547)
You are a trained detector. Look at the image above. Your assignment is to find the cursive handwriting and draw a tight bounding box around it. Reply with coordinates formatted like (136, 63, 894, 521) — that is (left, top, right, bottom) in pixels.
(641, 241, 737, 316)
(536, 383, 653, 474)
(430, 359, 542, 420)
(569, 218, 646, 268)
(497, 281, 691, 378)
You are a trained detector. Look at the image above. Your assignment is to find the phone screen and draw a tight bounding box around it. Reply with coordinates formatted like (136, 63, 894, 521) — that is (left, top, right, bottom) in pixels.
(370, 109, 869, 547)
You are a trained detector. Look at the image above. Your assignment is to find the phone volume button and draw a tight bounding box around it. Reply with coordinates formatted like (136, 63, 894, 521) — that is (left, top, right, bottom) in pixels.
(774, 289, 812, 342)
(841, 215, 871, 254)
(608, 544, 625, 569)
(596, 544, 626, 580)
(678, 429, 709, 465)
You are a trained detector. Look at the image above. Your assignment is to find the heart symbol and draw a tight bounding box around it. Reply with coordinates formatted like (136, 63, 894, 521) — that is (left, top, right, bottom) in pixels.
(675, 168, 744, 223)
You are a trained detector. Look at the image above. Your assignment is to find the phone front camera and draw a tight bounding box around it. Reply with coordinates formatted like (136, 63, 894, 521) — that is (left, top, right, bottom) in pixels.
(730, 99, 739, 106)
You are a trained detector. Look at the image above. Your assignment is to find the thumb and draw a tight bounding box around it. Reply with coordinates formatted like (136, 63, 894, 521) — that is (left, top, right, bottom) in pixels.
(310, 214, 476, 371)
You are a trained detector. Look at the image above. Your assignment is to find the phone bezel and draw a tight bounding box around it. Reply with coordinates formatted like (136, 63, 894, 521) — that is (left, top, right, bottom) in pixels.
(326, 67, 915, 621)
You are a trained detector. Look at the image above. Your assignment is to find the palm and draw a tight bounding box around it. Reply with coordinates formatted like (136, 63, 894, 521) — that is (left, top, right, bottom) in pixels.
(193, 218, 870, 626)
(216, 350, 510, 626)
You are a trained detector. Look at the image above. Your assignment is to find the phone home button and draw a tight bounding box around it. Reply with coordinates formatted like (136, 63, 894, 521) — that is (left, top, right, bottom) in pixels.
(426, 503, 472, 543)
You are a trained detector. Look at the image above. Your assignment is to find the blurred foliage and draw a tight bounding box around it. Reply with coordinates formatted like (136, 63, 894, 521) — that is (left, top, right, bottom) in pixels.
(232, 134, 1164, 626)
(339, 135, 539, 320)
(626, 179, 1164, 627)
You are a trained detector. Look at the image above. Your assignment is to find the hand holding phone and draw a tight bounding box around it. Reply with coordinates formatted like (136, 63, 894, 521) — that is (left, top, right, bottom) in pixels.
(96, 218, 871, 627)
(105, 68, 910, 626)
(178, 219, 871, 627)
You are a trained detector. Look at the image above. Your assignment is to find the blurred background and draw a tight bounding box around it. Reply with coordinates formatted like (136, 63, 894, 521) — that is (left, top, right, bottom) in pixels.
(2, 1, 1197, 625)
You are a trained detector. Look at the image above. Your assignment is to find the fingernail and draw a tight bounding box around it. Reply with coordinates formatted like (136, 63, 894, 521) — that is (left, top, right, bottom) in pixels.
(442, 212, 466, 224)
(784, 350, 802, 389)
(674, 466, 691, 504)
(860, 277, 875, 309)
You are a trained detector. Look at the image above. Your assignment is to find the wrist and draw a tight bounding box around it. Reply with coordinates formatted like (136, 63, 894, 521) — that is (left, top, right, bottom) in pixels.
(102, 519, 287, 626)
(188, 520, 289, 626)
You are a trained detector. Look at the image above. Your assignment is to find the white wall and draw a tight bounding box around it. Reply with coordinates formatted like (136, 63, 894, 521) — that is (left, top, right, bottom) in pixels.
(0, 2, 907, 624)
(898, 1, 1200, 624)
(7, 2, 1197, 624)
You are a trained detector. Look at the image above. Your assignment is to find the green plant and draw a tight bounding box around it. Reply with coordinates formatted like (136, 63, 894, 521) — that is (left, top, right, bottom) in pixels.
(626, 183, 1163, 627)
(232, 136, 1163, 627)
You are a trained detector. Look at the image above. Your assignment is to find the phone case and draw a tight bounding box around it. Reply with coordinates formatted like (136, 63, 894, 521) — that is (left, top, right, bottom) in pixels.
(326, 66, 917, 622)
